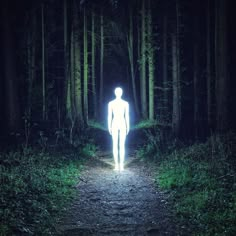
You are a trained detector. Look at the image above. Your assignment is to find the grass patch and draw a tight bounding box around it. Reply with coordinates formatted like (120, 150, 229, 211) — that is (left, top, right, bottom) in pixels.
(88, 120, 106, 131)
(139, 132, 236, 235)
(156, 134, 236, 235)
(132, 119, 157, 130)
(88, 119, 158, 132)
(81, 143, 97, 158)
(0, 149, 85, 235)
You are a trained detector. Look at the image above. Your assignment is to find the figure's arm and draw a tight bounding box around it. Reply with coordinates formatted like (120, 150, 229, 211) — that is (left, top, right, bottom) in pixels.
(108, 102, 112, 135)
(125, 102, 130, 135)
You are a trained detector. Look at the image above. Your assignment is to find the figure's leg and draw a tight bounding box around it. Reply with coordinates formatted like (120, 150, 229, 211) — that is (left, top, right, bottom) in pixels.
(112, 128, 119, 170)
(119, 129, 126, 171)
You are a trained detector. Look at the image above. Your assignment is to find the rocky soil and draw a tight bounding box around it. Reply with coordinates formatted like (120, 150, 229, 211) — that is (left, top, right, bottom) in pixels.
(57, 150, 176, 235)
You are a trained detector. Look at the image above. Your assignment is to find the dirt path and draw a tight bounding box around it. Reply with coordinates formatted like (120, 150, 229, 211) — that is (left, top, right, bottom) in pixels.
(57, 151, 176, 235)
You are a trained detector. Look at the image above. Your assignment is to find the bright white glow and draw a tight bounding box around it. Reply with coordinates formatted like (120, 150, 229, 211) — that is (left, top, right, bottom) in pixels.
(108, 87, 129, 171)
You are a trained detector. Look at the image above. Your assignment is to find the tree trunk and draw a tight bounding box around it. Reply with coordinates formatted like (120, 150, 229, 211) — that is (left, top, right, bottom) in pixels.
(162, 15, 168, 120)
(193, 14, 199, 138)
(27, 10, 36, 118)
(176, 0, 181, 122)
(41, 3, 46, 121)
(140, 0, 147, 119)
(127, 7, 139, 116)
(206, 0, 212, 131)
(2, 2, 20, 132)
(67, 1, 80, 143)
(171, 33, 180, 137)
(147, 0, 154, 120)
(99, 9, 104, 118)
(66, 44, 72, 120)
(64, 0, 70, 123)
(70, 26, 75, 120)
(83, 7, 88, 124)
(171, 0, 182, 138)
(214, 0, 219, 130)
(65, 0, 72, 120)
(137, 20, 140, 65)
(216, 0, 228, 132)
(74, 4, 83, 125)
(91, 8, 97, 119)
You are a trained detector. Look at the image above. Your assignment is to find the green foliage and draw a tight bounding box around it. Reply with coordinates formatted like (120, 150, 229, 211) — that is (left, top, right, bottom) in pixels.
(0, 149, 84, 235)
(88, 120, 106, 131)
(137, 131, 236, 234)
(136, 125, 166, 160)
(136, 142, 157, 160)
(132, 119, 157, 130)
(81, 143, 97, 158)
(155, 133, 236, 235)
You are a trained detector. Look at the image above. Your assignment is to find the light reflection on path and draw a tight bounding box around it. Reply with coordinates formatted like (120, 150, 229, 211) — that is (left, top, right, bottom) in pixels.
(57, 151, 176, 235)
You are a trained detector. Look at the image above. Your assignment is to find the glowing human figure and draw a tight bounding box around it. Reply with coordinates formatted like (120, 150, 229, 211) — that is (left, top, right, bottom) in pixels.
(108, 87, 129, 171)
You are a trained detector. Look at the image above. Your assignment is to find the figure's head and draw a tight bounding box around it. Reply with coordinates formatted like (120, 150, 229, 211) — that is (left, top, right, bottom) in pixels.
(114, 87, 123, 98)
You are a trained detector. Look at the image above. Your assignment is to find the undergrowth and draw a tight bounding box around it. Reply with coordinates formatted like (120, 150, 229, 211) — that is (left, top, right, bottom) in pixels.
(0, 147, 90, 235)
(138, 132, 236, 235)
(88, 120, 106, 131)
(132, 119, 157, 129)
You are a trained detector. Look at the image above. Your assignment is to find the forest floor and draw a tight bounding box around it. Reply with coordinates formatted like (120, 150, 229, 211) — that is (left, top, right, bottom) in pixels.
(56, 149, 177, 235)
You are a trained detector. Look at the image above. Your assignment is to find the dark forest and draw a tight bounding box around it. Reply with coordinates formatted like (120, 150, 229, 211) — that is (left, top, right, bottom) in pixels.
(1, 0, 236, 235)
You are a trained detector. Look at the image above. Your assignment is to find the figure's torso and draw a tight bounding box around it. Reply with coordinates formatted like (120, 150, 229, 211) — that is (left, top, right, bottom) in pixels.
(110, 99, 127, 130)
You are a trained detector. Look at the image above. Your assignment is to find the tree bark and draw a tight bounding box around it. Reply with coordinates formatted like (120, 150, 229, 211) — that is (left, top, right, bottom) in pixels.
(214, 0, 219, 130)
(1, 2, 20, 132)
(83, 7, 88, 124)
(64, 0, 70, 123)
(99, 9, 104, 118)
(162, 15, 168, 120)
(140, 0, 147, 119)
(171, 0, 181, 137)
(27, 10, 36, 118)
(70, 25, 75, 120)
(172, 0, 181, 137)
(91, 8, 97, 119)
(216, 0, 228, 132)
(41, 3, 46, 120)
(65, 0, 72, 121)
(74, 4, 83, 124)
(193, 14, 199, 138)
(176, 0, 181, 122)
(147, 0, 154, 120)
(172, 33, 180, 137)
(127, 7, 139, 116)
(206, 0, 212, 131)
